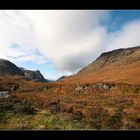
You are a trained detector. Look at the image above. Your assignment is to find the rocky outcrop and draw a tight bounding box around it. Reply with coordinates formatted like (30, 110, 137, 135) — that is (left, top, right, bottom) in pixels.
(0, 91, 9, 98)
(20, 68, 47, 82)
(75, 83, 116, 93)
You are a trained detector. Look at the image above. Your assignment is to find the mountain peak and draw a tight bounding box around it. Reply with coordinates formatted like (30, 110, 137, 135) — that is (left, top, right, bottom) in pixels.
(21, 68, 47, 82)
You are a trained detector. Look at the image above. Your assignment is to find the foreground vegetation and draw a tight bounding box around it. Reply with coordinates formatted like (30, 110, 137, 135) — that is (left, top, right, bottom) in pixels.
(0, 80, 140, 130)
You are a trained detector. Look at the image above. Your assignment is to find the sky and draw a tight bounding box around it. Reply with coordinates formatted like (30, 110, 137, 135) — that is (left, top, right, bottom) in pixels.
(0, 10, 140, 80)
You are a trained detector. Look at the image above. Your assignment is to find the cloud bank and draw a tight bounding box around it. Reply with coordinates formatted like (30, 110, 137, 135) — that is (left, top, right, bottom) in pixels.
(106, 20, 140, 51)
(0, 10, 140, 75)
(22, 10, 109, 72)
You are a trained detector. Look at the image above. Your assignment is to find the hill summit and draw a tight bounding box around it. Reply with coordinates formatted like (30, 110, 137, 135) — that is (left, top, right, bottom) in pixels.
(0, 59, 24, 76)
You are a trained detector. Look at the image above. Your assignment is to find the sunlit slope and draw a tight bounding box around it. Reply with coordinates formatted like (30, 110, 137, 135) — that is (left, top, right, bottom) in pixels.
(61, 46, 140, 84)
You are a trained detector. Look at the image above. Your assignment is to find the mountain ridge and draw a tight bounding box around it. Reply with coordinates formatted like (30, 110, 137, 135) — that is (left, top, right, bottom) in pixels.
(20, 68, 47, 82)
(0, 59, 24, 76)
(0, 59, 47, 82)
(61, 46, 140, 85)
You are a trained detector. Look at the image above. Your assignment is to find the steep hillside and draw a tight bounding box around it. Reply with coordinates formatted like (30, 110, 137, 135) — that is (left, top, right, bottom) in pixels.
(62, 46, 140, 84)
(0, 59, 24, 76)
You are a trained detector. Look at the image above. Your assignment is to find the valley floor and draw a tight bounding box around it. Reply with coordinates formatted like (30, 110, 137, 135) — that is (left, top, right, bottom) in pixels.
(0, 77, 140, 130)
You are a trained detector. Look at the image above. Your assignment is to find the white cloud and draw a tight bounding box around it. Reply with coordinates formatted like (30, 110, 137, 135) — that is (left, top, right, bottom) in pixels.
(106, 20, 140, 51)
(0, 10, 46, 64)
(22, 10, 109, 72)
(0, 10, 110, 73)
(0, 10, 140, 77)
(50, 26, 107, 72)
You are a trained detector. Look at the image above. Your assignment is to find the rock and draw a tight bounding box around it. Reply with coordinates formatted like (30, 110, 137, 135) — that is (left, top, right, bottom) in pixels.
(97, 83, 103, 90)
(92, 83, 112, 90)
(20, 68, 47, 82)
(102, 84, 110, 90)
(82, 83, 89, 89)
(9, 85, 19, 91)
(75, 85, 83, 91)
(84, 86, 88, 89)
(0, 91, 9, 98)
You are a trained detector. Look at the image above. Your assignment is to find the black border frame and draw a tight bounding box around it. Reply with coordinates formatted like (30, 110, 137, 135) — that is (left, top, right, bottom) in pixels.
(0, 1, 140, 139)
(1, 130, 140, 140)
(1, 0, 140, 9)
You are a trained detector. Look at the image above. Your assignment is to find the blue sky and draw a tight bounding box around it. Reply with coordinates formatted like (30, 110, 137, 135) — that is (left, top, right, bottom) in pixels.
(0, 10, 140, 80)
(108, 10, 140, 32)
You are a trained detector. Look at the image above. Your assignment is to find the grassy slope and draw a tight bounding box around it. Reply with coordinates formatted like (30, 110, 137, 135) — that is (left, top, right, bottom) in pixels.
(0, 80, 140, 129)
(61, 48, 140, 84)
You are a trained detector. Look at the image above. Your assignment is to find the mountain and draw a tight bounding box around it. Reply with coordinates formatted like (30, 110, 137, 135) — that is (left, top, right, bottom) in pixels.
(0, 59, 24, 76)
(62, 46, 140, 84)
(56, 76, 67, 81)
(47, 79, 55, 82)
(20, 68, 47, 82)
(0, 58, 47, 82)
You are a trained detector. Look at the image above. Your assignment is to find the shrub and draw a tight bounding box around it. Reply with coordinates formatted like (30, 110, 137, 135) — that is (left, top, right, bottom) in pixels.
(106, 115, 123, 129)
(0, 100, 36, 115)
(87, 107, 109, 129)
(13, 102, 36, 115)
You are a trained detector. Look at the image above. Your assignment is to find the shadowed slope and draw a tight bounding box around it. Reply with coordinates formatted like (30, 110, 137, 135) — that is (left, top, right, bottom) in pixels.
(0, 59, 24, 76)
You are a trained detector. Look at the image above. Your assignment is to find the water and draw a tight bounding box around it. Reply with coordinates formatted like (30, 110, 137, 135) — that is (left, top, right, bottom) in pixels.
(0, 91, 9, 98)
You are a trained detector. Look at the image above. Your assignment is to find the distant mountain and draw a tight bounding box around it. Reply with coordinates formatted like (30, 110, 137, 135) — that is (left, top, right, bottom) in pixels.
(0, 59, 24, 76)
(20, 68, 47, 82)
(47, 79, 55, 82)
(56, 76, 67, 81)
(0, 58, 47, 82)
(62, 46, 140, 84)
